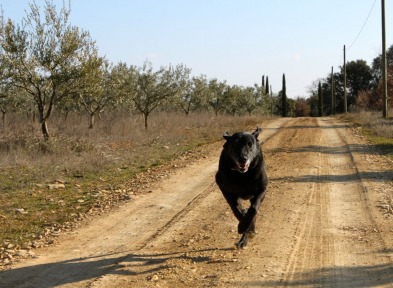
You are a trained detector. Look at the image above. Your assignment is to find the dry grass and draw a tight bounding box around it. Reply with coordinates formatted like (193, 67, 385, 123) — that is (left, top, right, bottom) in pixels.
(0, 111, 269, 255)
(339, 110, 393, 159)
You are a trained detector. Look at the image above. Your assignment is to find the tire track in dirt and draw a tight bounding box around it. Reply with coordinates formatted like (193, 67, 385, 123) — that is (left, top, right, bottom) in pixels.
(2, 117, 392, 288)
(138, 182, 217, 250)
(320, 117, 393, 288)
(280, 117, 393, 287)
(282, 118, 336, 287)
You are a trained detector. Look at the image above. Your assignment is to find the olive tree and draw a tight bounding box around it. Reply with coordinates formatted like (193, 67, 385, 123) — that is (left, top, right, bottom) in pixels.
(207, 78, 228, 116)
(239, 86, 261, 116)
(79, 60, 113, 129)
(133, 61, 191, 129)
(0, 1, 102, 139)
(110, 62, 137, 112)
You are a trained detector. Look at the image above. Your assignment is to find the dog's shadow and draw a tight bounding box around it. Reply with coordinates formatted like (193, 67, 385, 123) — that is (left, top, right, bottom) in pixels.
(122, 247, 235, 276)
(0, 247, 234, 287)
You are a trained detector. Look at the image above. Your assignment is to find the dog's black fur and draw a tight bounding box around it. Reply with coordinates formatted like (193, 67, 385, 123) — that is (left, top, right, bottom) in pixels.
(215, 127, 268, 248)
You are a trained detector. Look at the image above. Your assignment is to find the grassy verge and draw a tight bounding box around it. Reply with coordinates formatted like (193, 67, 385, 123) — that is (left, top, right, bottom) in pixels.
(0, 111, 269, 266)
(338, 111, 393, 159)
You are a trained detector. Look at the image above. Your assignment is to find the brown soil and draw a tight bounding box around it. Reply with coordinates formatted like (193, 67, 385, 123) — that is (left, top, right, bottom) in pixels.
(1, 117, 392, 287)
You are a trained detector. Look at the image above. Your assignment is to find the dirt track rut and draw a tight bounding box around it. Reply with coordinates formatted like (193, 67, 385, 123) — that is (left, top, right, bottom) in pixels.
(1, 117, 392, 287)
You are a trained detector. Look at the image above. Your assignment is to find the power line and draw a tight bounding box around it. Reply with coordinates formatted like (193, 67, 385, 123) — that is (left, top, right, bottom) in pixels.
(348, 0, 377, 50)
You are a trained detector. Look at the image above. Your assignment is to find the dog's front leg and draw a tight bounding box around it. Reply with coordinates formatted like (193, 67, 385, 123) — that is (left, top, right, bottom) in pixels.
(222, 192, 244, 221)
(236, 189, 267, 249)
(238, 188, 267, 234)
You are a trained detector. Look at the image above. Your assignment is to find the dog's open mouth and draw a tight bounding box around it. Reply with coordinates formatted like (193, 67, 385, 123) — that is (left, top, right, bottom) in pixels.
(232, 162, 250, 173)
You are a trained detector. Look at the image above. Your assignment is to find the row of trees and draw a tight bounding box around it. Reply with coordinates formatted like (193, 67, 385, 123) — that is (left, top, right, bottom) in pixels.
(1, 1, 391, 140)
(0, 2, 277, 139)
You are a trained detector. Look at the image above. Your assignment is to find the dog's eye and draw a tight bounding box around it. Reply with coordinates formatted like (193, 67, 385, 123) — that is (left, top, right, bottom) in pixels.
(247, 141, 253, 148)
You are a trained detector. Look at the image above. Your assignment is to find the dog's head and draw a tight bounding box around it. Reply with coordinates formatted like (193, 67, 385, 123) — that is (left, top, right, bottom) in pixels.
(223, 127, 262, 173)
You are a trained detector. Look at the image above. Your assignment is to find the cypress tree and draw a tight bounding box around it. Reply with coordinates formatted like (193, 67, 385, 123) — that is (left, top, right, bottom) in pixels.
(262, 75, 265, 89)
(265, 76, 269, 94)
(318, 81, 323, 116)
(282, 74, 287, 117)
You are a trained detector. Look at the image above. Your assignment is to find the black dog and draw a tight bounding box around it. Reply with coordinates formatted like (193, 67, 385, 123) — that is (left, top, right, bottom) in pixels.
(215, 127, 268, 248)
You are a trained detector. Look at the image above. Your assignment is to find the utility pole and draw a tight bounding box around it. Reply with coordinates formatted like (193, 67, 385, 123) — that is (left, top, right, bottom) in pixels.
(344, 45, 347, 113)
(381, 0, 388, 118)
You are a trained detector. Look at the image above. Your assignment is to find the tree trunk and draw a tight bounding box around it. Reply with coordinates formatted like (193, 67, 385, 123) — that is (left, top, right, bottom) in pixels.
(41, 119, 50, 141)
(144, 113, 148, 130)
(89, 114, 95, 129)
(1, 110, 5, 127)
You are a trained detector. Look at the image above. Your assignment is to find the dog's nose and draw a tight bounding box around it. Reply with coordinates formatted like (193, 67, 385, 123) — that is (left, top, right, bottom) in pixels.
(240, 155, 248, 163)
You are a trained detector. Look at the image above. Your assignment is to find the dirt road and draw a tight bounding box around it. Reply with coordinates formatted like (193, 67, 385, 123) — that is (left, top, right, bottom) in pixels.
(1, 117, 393, 287)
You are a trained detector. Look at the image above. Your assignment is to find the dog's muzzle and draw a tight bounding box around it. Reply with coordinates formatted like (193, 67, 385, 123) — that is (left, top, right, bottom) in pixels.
(232, 160, 250, 173)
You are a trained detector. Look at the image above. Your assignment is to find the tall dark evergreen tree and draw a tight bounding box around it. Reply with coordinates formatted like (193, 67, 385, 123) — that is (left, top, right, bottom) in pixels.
(318, 81, 323, 116)
(262, 75, 265, 88)
(265, 76, 269, 94)
(282, 74, 287, 117)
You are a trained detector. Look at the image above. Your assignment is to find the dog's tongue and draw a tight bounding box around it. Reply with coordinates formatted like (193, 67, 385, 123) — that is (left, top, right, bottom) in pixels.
(231, 162, 250, 173)
(238, 162, 249, 173)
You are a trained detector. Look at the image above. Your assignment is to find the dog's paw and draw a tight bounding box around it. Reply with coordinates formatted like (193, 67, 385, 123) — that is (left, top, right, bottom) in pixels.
(236, 231, 255, 249)
(236, 235, 248, 249)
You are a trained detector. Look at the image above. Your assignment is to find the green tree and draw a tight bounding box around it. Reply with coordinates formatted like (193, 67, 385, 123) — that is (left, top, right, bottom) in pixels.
(0, 82, 27, 125)
(371, 44, 393, 83)
(189, 75, 210, 112)
(207, 78, 228, 116)
(0, 1, 102, 139)
(265, 76, 269, 94)
(240, 85, 261, 116)
(133, 61, 191, 129)
(223, 85, 242, 115)
(79, 60, 114, 129)
(318, 81, 323, 116)
(281, 74, 287, 117)
(110, 62, 137, 112)
(346, 60, 373, 100)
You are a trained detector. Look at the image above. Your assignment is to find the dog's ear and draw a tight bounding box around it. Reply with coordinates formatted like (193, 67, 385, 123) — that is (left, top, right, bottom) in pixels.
(252, 127, 262, 139)
(223, 131, 231, 141)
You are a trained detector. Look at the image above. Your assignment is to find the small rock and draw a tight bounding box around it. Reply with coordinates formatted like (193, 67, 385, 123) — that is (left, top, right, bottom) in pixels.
(148, 274, 159, 281)
(48, 183, 65, 189)
(123, 195, 133, 201)
(6, 243, 14, 249)
(16, 249, 29, 257)
(15, 208, 28, 215)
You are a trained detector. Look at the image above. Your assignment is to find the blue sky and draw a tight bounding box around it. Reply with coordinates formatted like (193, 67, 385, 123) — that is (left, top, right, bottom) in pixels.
(1, 0, 391, 98)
